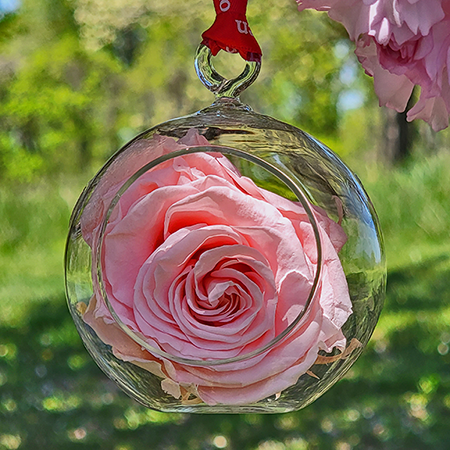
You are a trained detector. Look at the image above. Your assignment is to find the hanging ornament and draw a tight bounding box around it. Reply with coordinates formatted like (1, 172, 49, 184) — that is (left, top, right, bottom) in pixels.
(65, 0, 385, 413)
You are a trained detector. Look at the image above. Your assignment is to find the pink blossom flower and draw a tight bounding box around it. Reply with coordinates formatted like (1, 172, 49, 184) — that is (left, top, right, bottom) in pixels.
(80, 129, 352, 405)
(297, 0, 450, 131)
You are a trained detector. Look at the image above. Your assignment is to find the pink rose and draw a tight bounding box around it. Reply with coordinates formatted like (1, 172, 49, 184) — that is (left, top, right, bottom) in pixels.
(297, 0, 450, 131)
(81, 129, 352, 405)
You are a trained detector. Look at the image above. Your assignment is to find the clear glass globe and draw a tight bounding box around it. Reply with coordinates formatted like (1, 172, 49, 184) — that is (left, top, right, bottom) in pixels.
(65, 47, 385, 414)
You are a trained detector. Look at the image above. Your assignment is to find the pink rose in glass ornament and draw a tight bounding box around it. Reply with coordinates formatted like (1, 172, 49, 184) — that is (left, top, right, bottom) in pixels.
(79, 129, 353, 405)
(297, 0, 450, 131)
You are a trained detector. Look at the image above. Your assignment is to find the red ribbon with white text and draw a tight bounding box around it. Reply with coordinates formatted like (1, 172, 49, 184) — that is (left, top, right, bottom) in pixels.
(201, 0, 262, 62)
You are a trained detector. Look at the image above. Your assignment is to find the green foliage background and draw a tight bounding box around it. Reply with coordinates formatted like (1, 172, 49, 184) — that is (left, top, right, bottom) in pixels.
(1, 1, 450, 449)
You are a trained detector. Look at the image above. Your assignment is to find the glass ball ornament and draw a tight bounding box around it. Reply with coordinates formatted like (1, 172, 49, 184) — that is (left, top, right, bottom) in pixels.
(65, 46, 386, 413)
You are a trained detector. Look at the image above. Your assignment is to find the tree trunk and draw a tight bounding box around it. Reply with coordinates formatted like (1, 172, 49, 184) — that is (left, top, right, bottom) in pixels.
(380, 95, 416, 164)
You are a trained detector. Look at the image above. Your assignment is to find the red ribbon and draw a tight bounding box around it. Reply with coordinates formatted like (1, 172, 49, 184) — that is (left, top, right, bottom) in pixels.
(201, 0, 262, 62)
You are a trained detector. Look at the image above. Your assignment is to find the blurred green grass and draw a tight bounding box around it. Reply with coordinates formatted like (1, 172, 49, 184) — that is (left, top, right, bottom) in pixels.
(363, 150, 450, 269)
(1, 150, 450, 449)
(0, 180, 82, 327)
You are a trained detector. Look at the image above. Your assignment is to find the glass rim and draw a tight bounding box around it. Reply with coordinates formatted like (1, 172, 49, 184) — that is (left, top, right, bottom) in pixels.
(94, 144, 323, 367)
